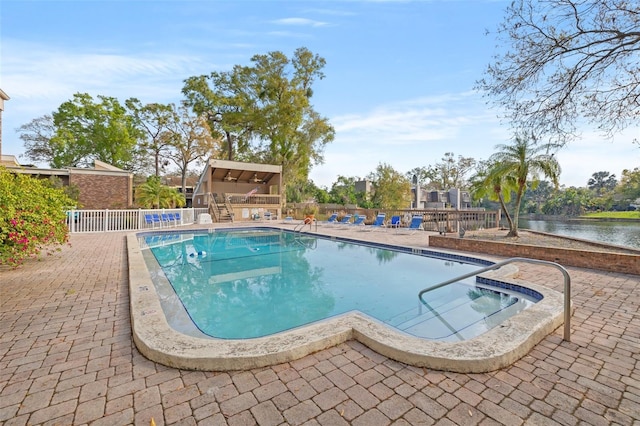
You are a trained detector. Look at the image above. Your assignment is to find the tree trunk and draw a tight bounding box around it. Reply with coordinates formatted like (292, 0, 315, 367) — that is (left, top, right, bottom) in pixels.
(498, 195, 515, 236)
(225, 131, 234, 161)
(507, 188, 525, 237)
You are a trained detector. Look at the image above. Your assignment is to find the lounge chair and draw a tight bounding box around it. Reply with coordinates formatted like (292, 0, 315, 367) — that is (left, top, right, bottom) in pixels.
(144, 214, 160, 228)
(349, 215, 366, 227)
(152, 213, 163, 228)
(161, 213, 173, 227)
(398, 215, 424, 234)
(364, 213, 386, 231)
(173, 212, 182, 225)
(321, 212, 339, 225)
(337, 214, 352, 225)
(389, 215, 401, 230)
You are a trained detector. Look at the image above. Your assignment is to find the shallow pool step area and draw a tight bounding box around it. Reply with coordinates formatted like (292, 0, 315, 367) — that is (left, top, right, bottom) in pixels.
(389, 286, 528, 341)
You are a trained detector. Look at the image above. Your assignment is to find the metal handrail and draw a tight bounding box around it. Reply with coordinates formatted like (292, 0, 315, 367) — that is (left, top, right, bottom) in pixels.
(293, 217, 317, 233)
(418, 257, 571, 342)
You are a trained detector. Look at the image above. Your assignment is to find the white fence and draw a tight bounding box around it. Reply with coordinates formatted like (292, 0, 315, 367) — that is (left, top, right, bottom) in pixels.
(65, 208, 209, 233)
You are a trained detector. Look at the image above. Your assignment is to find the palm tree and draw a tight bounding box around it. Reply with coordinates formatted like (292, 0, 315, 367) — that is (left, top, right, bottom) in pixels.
(489, 134, 561, 237)
(469, 159, 517, 232)
(135, 176, 186, 209)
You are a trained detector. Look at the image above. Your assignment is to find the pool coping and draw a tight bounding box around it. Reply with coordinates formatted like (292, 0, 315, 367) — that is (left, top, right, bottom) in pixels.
(127, 230, 566, 373)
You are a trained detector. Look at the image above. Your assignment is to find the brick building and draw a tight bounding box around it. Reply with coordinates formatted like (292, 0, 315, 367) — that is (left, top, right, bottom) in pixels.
(0, 88, 133, 210)
(4, 158, 134, 209)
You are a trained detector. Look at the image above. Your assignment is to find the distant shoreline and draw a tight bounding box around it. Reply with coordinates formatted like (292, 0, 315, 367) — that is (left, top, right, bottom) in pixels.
(522, 214, 640, 223)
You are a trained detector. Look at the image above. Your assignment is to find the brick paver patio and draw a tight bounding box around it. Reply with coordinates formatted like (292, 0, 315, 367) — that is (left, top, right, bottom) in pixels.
(1, 227, 638, 425)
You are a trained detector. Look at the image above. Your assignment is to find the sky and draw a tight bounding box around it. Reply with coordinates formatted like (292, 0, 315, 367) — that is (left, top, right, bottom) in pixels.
(1, 0, 638, 189)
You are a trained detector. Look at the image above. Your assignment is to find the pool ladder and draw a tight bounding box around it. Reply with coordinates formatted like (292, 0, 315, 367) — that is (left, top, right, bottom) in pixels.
(293, 218, 317, 233)
(418, 257, 572, 342)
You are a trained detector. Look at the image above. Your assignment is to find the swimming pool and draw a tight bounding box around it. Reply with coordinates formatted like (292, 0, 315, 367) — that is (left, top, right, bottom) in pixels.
(142, 229, 538, 341)
(127, 227, 566, 372)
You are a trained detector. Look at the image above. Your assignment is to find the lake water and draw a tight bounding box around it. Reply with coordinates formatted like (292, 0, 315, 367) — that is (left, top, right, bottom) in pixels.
(519, 219, 640, 250)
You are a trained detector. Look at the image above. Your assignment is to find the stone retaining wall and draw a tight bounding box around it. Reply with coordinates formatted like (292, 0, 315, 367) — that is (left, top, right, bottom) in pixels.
(428, 235, 640, 275)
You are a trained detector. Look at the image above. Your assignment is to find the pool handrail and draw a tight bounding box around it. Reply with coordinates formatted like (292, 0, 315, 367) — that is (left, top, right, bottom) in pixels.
(418, 257, 571, 342)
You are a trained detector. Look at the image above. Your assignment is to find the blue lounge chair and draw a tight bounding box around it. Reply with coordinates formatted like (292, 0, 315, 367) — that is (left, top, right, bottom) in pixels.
(173, 212, 182, 225)
(364, 213, 386, 231)
(399, 215, 424, 234)
(161, 213, 173, 227)
(389, 215, 401, 230)
(321, 212, 339, 225)
(349, 215, 366, 227)
(337, 214, 352, 225)
(147, 214, 162, 228)
(144, 214, 160, 228)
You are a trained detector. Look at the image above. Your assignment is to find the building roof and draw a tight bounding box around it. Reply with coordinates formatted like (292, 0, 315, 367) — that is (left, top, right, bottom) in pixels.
(4, 159, 132, 177)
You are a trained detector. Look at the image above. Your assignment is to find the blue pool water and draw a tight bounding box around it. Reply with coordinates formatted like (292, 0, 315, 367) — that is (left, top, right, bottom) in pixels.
(141, 229, 538, 342)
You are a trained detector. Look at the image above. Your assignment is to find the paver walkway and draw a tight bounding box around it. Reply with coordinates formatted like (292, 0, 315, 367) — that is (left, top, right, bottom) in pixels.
(1, 226, 639, 425)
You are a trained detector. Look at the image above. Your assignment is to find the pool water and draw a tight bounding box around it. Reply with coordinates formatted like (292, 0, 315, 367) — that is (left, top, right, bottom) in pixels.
(142, 229, 537, 342)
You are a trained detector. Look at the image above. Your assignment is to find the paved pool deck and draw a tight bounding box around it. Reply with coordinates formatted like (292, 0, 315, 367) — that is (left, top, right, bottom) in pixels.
(1, 223, 638, 425)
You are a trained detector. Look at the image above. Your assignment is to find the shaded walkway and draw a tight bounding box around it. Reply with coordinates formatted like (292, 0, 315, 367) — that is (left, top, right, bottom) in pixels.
(1, 228, 638, 425)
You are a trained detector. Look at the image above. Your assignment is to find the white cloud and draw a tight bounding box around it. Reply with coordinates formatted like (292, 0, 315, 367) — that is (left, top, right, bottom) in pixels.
(3, 40, 205, 100)
(271, 17, 329, 27)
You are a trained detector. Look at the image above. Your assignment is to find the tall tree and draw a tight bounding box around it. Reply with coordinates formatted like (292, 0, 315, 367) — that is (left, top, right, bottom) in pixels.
(488, 134, 561, 236)
(615, 168, 640, 203)
(182, 48, 335, 197)
(367, 163, 412, 210)
(182, 69, 256, 161)
(249, 48, 335, 195)
(587, 171, 617, 196)
(18, 115, 56, 165)
(165, 104, 222, 194)
(328, 176, 360, 206)
(126, 99, 175, 176)
(53, 93, 143, 169)
(427, 153, 476, 190)
(477, 0, 640, 144)
(19, 93, 143, 169)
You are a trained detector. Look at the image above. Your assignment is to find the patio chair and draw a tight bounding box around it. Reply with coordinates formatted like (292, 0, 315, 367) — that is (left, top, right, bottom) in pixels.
(161, 213, 174, 227)
(173, 212, 182, 225)
(152, 213, 163, 228)
(320, 212, 339, 225)
(349, 215, 367, 227)
(363, 213, 386, 231)
(389, 215, 401, 230)
(398, 215, 424, 234)
(337, 214, 352, 225)
(144, 214, 160, 228)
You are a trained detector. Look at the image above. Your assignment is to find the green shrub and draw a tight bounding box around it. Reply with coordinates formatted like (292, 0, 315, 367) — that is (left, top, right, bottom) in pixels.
(0, 167, 73, 267)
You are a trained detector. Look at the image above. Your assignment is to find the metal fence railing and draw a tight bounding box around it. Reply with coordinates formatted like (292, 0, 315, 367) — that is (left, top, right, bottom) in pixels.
(65, 208, 209, 233)
(287, 206, 501, 233)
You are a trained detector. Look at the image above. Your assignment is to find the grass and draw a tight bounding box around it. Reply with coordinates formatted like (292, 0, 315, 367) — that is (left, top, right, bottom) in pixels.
(582, 211, 640, 219)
